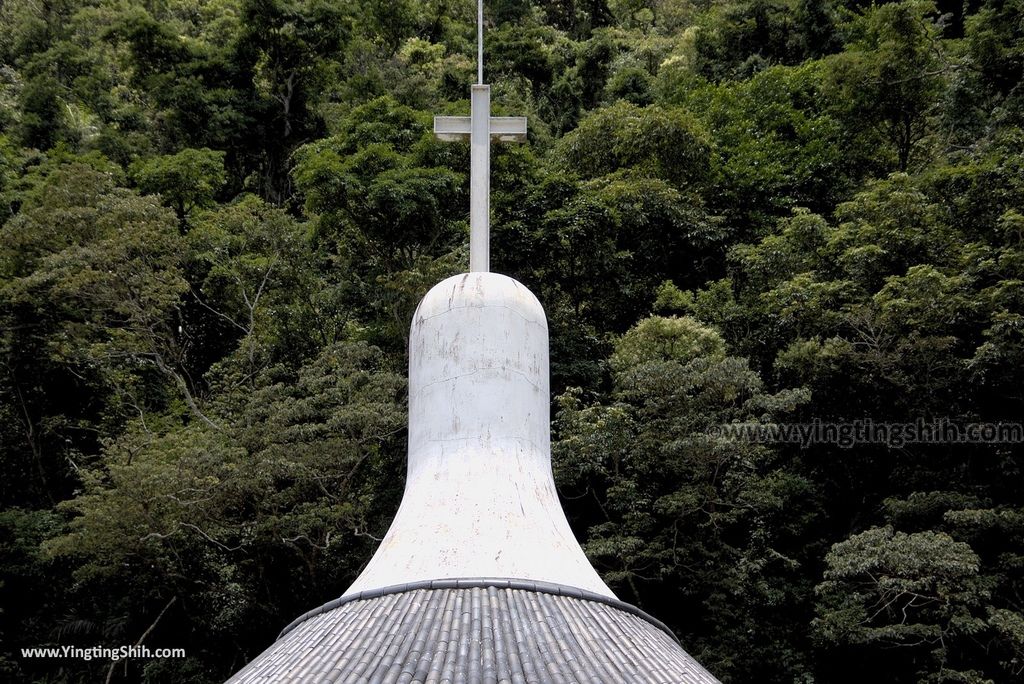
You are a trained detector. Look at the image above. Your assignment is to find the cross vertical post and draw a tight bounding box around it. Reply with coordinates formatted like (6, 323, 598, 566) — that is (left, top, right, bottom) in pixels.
(469, 85, 491, 272)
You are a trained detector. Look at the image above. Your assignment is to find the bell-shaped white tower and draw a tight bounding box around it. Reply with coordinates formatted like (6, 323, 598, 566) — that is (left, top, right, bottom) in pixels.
(344, 272, 614, 598)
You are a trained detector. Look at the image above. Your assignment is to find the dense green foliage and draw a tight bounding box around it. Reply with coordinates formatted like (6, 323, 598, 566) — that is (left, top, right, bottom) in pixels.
(1, 1, 1023, 681)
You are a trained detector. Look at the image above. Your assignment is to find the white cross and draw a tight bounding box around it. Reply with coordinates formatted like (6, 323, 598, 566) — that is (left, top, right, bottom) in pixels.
(433, 1, 527, 273)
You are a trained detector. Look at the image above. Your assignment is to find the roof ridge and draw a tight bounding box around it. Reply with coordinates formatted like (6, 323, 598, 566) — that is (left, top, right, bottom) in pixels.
(277, 577, 682, 646)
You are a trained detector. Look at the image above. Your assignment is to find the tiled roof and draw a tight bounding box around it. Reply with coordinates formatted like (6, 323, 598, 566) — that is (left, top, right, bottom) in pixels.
(228, 581, 719, 684)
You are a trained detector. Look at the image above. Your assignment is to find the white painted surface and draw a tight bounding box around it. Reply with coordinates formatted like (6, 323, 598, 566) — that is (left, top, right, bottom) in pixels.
(343, 273, 616, 598)
(433, 116, 527, 142)
(469, 85, 491, 272)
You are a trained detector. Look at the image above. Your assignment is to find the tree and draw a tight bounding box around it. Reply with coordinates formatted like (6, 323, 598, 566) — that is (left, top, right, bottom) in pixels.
(291, 97, 466, 345)
(16, 73, 65, 150)
(186, 193, 321, 368)
(556, 100, 710, 188)
(553, 315, 814, 680)
(826, 1, 948, 171)
(42, 341, 406, 681)
(132, 148, 227, 225)
(689, 0, 803, 81)
(0, 157, 195, 438)
(239, 0, 349, 139)
(965, 0, 1024, 100)
(666, 61, 865, 237)
(813, 526, 990, 683)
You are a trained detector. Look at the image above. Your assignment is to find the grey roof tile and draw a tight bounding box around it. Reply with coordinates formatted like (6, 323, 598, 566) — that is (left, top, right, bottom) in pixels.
(228, 586, 720, 684)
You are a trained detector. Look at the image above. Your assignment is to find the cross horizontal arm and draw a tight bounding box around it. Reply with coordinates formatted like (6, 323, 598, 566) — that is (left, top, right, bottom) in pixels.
(433, 116, 471, 141)
(433, 116, 528, 142)
(489, 117, 528, 141)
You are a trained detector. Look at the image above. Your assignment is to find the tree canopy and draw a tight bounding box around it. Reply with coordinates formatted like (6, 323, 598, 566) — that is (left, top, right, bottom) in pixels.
(1, 1, 1023, 682)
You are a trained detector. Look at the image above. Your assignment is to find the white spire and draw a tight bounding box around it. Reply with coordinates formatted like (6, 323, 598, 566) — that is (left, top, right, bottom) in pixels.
(342, 272, 615, 599)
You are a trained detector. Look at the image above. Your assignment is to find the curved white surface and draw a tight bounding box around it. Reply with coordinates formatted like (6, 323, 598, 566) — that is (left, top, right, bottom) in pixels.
(344, 273, 615, 598)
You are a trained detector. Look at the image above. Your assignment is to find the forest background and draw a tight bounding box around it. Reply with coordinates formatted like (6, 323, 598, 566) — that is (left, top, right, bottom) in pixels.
(1, 0, 1023, 682)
